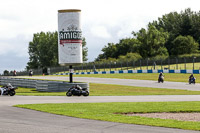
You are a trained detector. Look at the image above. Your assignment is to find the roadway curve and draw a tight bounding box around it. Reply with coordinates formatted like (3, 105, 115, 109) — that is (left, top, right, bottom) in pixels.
(20, 76, 200, 91)
(0, 76, 200, 133)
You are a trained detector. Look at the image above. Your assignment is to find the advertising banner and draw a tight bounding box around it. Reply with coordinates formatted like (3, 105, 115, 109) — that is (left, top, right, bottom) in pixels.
(58, 9, 82, 65)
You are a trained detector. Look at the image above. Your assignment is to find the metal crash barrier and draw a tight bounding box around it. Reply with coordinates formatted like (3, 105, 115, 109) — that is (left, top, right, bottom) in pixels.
(0, 77, 89, 92)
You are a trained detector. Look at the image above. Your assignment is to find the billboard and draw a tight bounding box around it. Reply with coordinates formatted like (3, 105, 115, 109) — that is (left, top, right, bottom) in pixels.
(58, 9, 82, 65)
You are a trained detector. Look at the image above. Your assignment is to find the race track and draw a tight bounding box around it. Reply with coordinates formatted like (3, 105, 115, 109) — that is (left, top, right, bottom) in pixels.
(20, 76, 200, 91)
(1, 76, 200, 133)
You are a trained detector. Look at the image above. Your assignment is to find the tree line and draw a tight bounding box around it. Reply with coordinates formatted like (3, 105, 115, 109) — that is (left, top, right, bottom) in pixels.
(95, 8, 200, 62)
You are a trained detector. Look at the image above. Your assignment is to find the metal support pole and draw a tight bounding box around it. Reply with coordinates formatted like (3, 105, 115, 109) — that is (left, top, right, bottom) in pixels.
(110, 62, 111, 71)
(184, 58, 186, 70)
(193, 57, 196, 70)
(193, 59, 194, 70)
(176, 58, 178, 70)
(127, 61, 128, 70)
(69, 65, 73, 83)
(104, 62, 105, 72)
(168, 58, 170, 70)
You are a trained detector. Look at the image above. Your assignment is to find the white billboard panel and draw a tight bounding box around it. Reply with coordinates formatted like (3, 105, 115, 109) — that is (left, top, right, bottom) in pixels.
(58, 9, 82, 65)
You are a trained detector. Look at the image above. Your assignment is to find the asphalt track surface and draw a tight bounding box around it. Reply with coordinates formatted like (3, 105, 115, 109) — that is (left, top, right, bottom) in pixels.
(1, 76, 200, 133)
(21, 76, 200, 91)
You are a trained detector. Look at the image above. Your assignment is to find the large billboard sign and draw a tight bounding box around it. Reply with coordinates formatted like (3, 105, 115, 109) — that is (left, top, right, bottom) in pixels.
(58, 9, 82, 65)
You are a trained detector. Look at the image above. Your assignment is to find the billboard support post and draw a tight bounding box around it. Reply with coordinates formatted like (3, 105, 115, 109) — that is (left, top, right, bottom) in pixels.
(69, 65, 73, 83)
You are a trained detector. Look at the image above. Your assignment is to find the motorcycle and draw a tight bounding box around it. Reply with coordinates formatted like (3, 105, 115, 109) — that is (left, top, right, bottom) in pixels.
(189, 77, 196, 84)
(158, 75, 164, 83)
(0, 83, 18, 96)
(66, 85, 89, 96)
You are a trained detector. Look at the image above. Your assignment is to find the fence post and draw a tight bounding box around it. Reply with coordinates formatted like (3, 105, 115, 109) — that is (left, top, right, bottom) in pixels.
(121, 62, 123, 70)
(104, 62, 105, 72)
(110, 62, 112, 71)
(161, 59, 163, 70)
(147, 59, 149, 70)
(153, 61, 156, 70)
(97, 63, 99, 72)
(140, 60, 142, 70)
(193, 57, 196, 70)
(96, 63, 98, 72)
(127, 60, 129, 70)
(168, 58, 170, 70)
(184, 58, 186, 70)
(176, 57, 178, 70)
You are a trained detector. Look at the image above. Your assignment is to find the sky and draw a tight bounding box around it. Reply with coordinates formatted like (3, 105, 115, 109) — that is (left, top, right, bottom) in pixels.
(0, 0, 199, 74)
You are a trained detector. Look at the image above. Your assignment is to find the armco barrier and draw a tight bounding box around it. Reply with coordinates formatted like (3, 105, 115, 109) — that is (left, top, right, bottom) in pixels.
(0, 77, 89, 92)
(54, 69, 200, 75)
(36, 80, 88, 92)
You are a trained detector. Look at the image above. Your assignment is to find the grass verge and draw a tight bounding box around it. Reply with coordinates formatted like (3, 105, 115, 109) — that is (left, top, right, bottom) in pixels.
(15, 102, 200, 131)
(16, 83, 200, 96)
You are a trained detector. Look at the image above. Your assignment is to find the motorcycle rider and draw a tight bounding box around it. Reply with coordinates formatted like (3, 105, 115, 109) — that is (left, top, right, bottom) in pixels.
(75, 84, 82, 90)
(189, 73, 195, 83)
(0, 87, 4, 96)
(1, 83, 12, 95)
(158, 72, 164, 82)
(159, 72, 164, 78)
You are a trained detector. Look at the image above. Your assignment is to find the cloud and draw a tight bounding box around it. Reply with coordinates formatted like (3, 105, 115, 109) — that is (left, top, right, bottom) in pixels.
(0, 0, 200, 74)
(0, 53, 29, 74)
(0, 34, 30, 57)
(90, 25, 111, 39)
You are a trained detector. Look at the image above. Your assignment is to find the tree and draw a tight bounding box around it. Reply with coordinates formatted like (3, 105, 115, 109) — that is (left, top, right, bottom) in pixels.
(125, 53, 142, 62)
(95, 43, 117, 61)
(3, 70, 9, 76)
(115, 38, 140, 56)
(133, 25, 169, 59)
(27, 31, 58, 69)
(118, 53, 142, 62)
(27, 33, 40, 69)
(171, 35, 199, 56)
(82, 37, 88, 62)
(151, 8, 200, 52)
(95, 38, 140, 61)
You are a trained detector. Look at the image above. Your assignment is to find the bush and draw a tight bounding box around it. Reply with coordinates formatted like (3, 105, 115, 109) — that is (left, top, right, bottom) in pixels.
(150, 55, 169, 61)
(177, 53, 200, 59)
(118, 53, 142, 62)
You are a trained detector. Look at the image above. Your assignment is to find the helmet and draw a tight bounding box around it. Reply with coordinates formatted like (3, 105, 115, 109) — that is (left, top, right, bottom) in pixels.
(7, 83, 12, 87)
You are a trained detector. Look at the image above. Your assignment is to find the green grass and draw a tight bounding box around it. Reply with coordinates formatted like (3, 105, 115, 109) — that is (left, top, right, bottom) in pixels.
(15, 102, 200, 131)
(16, 83, 200, 96)
(73, 73, 197, 83)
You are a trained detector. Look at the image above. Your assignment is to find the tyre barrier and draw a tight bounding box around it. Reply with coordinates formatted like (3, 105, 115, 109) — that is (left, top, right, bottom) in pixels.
(0, 77, 89, 92)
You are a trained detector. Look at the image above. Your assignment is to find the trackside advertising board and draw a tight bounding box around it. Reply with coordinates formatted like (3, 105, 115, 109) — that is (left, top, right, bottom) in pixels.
(58, 9, 83, 65)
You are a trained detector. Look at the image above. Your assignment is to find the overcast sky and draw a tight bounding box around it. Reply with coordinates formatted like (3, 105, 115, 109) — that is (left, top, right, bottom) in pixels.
(0, 0, 199, 74)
